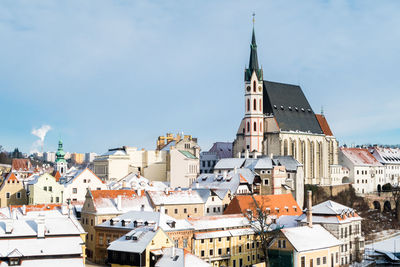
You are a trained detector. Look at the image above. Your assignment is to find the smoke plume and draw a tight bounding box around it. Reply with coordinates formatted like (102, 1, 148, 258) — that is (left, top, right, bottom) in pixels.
(30, 125, 52, 154)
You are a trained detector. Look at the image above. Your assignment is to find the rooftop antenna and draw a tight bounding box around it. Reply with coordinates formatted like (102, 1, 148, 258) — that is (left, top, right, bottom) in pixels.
(321, 106, 324, 116)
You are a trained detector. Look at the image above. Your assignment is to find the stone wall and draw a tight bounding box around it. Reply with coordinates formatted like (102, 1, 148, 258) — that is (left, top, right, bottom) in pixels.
(319, 183, 351, 198)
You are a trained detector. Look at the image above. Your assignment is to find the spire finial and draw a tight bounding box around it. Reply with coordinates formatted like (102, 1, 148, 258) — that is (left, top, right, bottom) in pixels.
(252, 12, 256, 27)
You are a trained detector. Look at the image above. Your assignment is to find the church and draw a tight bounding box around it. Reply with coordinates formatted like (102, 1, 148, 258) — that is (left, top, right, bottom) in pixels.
(233, 26, 339, 185)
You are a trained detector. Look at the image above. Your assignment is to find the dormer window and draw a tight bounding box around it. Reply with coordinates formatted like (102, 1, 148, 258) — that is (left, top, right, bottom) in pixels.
(9, 258, 20, 266)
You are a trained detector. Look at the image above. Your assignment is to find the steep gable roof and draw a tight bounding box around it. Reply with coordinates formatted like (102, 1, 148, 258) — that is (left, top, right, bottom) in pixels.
(315, 114, 333, 136)
(340, 147, 382, 166)
(224, 194, 302, 218)
(11, 159, 31, 171)
(263, 81, 323, 134)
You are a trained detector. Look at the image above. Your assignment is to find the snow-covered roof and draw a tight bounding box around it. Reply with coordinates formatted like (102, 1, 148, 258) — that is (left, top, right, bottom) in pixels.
(281, 225, 342, 252)
(0, 258, 84, 267)
(340, 147, 382, 167)
(194, 228, 254, 239)
(107, 228, 158, 253)
(187, 214, 249, 231)
(97, 210, 193, 232)
(108, 172, 167, 191)
(101, 149, 127, 156)
(90, 190, 153, 215)
(214, 158, 245, 170)
(272, 156, 302, 172)
(155, 247, 211, 267)
(370, 147, 400, 165)
(311, 200, 357, 216)
(253, 157, 273, 169)
(147, 189, 205, 205)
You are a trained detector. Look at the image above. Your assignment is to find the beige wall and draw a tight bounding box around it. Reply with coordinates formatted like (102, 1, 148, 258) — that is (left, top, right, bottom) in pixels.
(0, 180, 27, 207)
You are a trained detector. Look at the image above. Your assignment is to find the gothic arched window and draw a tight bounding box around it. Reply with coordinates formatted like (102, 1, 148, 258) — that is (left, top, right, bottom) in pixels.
(253, 81, 256, 92)
(253, 99, 257, 111)
(247, 122, 250, 132)
(247, 99, 250, 112)
(254, 122, 257, 131)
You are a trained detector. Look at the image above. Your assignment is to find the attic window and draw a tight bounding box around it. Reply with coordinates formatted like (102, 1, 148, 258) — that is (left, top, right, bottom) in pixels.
(307, 109, 311, 112)
(288, 106, 292, 110)
(273, 105, 277, 109)
(301, 108, 305, 112)
(295, 107, 298, 111)
(280, 105, 284, 110)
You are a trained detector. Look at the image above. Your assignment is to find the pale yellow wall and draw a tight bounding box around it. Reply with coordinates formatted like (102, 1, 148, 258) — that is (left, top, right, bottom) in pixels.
(28, 173, 64, 204)
(0, 180, 27, 207)
(156, 203, 204, 220)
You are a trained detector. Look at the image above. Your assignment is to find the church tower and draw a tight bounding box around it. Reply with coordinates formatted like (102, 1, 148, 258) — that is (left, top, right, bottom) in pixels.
(243, 25, 264, 153)
(55, 139, 67, 176)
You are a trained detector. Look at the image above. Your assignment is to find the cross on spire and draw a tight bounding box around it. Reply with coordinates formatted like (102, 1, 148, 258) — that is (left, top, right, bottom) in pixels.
(252, 12, 255, 27)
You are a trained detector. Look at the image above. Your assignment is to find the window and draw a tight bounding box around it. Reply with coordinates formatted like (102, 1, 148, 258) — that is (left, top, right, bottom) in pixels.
(184, 208, 187, 213)
(183, 239, 188, 248)
(6, 192, 10, 199)
(239, 246, 242, 253)
(282, 240, 286, 248)
(260, 99, 262, 111)
(99, 235, 103, 245)
(91, 219, 93, 226)
(165, 209, 168, 214)
(317, 257, 320, 265)
(194, 208, 197, 213)
(48, 186, 52, 192)
(227, 247, 230, 254)
(253, 99, 257, 111)
(254, 121, 257, 131)
(16, 192, 21, 199)
(264, 179, 269, 185)
(247, 99, 250, 112)
(174, 209, 178, 214)
(174, 239, 179, 247)
(247, 243, 250, 249)
(44, 186, 47, 191)
(201, 250, 205, 257)
(227, 237, 230, 241)
(201, 239, 204, 244)
(9, 258, 20, 266)
(218, 248, 222, 255)
(253, 81, 256, 92)
(323, 256, 326, 264)
(247, 122, 250, 132)
(209, 249, 213, 256)
(336, 252, 339, 263)
(301, 256, 305, 267)
(207, 208, 210, 213)
(218, 237, 221, 242)
(210, 238, 213, 243)
(278, 240, 281, 248)
(248, 256, 250, 262)
(73, 188, 77, 194)
(56, 197, 60, 202)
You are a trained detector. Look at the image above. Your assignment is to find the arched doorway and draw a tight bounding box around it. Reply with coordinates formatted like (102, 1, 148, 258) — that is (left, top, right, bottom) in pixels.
(342, 177, 350, 183)
(384, 201, 392, 212)
(373, 201, 381, 211)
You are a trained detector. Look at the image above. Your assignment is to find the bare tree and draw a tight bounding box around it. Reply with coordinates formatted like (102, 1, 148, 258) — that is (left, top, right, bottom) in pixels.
(244, 195, 282, 267)
(391, 184, 400, 221)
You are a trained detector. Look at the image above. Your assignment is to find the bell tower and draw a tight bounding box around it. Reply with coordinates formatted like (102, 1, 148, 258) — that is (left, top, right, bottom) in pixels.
(243, 17, 264, 153)
(55, 139, 67, 176)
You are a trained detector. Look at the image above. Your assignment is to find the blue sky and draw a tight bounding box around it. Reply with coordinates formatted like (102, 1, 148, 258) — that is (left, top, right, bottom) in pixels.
(1, 0, 399, 154)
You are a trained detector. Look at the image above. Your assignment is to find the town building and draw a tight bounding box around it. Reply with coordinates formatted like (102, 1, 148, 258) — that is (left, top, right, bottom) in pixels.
(211, 156, 304, 207)
(0, 204, 86, 266)
(71, 153, 85, 165)
(107, 227, 173, 267)
(200, 142, 233, 174)
(188, 214, 261, 267)
(339, 147, 385, 194)
(93, 210, 193, 264)
(11, 158, 36, 179)
(85, 152, 98, 163)
(27, 173, 64, 205)
(369, 146, 400, 186)
(232, 27, 340, 186)
(81, 189, 153, 261)
(44, 151, 56, 163)
(297, 200, 364, 265)
(147, 189, 205, 220)
(107, 172, 168, 192)
(61, 168, 108, 204)
(224, 194, 302, 219)
(269, 225, 341, 267)
(93, 133, 200, 188)
(0, 172, 27, 207)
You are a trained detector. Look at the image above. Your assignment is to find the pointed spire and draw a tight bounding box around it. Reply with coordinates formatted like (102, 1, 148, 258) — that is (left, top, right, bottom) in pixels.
(245, 13, 262, 81)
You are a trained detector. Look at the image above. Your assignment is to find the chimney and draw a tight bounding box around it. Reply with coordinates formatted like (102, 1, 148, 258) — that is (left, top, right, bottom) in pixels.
(61, 204, 68, 215)
(137, 189, 142, 197)
(223, 170, 228, 179)
(5, 219, 13, 234)
(172, 245, 176, 258)
(165, 188, 169, 195)
(306, 190, 312, 227)
(245, 149, 249, 159)
(122, 180, 127, 188)
(195, 181, 199, 189)
(117, 195, 122, 211)
(36, 215, 45, 238)
(270, 153, 274, 159)
(22, 205, 26, 215)
(237, 152, 241, 158)
(234, 167, 237, 174)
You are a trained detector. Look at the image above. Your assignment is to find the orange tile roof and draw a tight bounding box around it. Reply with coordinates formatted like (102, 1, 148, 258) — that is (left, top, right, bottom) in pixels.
(11, 159, 31, 171)
(7, 172, 19, 182)
(53, 171, 61, 182)
(9, 204, 62, 213)
(239, 174, 248, 183)
(315, 114, 333, 136)
(91, 189, 137, 200)
(224, 194, 302, 218)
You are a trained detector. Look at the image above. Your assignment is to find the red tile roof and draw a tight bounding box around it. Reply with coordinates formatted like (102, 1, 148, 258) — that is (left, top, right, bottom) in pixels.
(11, 159, 31, 171)
(224, 194, 302, 218)
(315, 114, 333, 136)
(53, 171, 61, 182)
(9, 204, 62, 213)
(7, 172, 19, 182)
(91, 189, 137, 200)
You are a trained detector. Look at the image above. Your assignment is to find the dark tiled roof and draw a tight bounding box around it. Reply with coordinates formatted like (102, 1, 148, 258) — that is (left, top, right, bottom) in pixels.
(263, 81, 323, 134)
